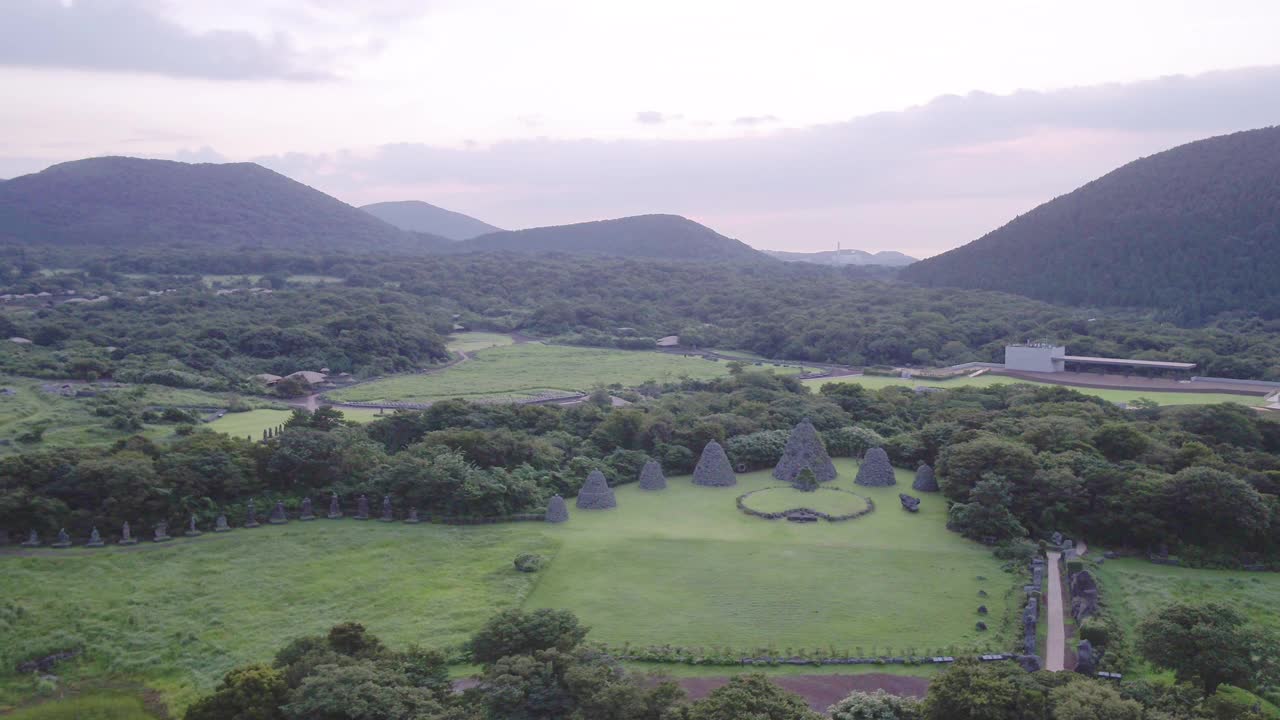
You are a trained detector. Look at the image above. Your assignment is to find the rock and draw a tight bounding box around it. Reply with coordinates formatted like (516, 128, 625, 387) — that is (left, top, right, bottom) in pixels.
(976, 622, 988, 631)
(692, 440, 737, 487)
(899, 493, 921, 512)
(86, 527, 104, 548)
(638, 459, 667, 490)
(299, 497, 315, 521)
(327, 493, 343, 519)
(379, 495, 394, 522)
(912, 463, 939, 492)
(1018, 655, 1042, 672)
(153, 521, 172, 542)
(855, 448, 896, 487)
(185, 515, 202, 537)
(772, 418, 837, 484)
(1075, 640, 1096, 675)
(214, 514, 230, 532)
(978, 589, 988, 598)
(244, 500, 260, 528)
(1069, 570, 1100, 623)
(576, 471, 617, 510)
(51, 528, 71, 548)
(354, 495, 370, 520)
(978, 605, 988, 614)
(545, 495, 569, 523)
(1051, 531, 1064, 546)
(119, 522, 137, 545)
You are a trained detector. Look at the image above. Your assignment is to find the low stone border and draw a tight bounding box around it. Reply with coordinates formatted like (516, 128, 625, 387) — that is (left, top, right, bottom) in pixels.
(736, 487, 875, 522)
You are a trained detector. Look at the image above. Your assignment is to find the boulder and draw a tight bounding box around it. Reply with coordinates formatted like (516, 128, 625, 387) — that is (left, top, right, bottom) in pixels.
(692, 440, 737, 487)
(1075, 640, 1096, 676)
(638, 459, 667, 491)
(772, 419, 837, 484)
(912, 463, 939, 492)
(576, 471, 617, 510)
(855, 448, 896, 487)
(899, 493, 921, 512)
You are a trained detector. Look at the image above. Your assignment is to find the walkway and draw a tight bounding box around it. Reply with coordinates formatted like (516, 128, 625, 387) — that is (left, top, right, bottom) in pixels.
(1044, 551, 1066, 671)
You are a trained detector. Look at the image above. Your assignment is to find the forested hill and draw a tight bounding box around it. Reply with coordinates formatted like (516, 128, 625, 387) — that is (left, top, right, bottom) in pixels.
(456, 214, 767, 261)
(361, 200, 502, 240)
(901, 126, 1280, 322)
(0, 157, 450, 255)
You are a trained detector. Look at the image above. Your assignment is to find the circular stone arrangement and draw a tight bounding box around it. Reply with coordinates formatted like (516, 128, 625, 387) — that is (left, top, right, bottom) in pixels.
(736, 487, 874, 522)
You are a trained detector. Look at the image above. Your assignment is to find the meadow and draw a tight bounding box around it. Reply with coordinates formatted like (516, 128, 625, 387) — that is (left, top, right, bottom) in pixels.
(1091, 557, 1280, 636)
(445, 331, 517, 354)
(328, 343, 791, 404)
(1, 459, 1013, 713)
(206, 406, 386, 440)
(803, 374, 1267, 407)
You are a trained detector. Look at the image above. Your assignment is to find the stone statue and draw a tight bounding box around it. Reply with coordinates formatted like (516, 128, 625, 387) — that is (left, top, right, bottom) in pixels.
(269, 501, 288, 525)
(245, 499, 260, 528)
(52, 528, 72, 548)
(86, 526, 104, 548)
(215, 514, 230, 532)
(379, 495, 394, 522)
(186, 515, 202, 537)
(404, 507, 420, 524)
(355, 495, 370, 520)
(21, 529, 41, 547)
(119, 521, 137, 545)
(327, 493, 342, 519)
(300, 497, 315, 521)
(154, 521, 172, 542)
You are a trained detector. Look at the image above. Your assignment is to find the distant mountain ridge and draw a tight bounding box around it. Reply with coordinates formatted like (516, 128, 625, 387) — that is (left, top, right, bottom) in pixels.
(361, 200, 502, 241)
(0, 157, 448, 254)
(455, 214, 767, 261)
(765, 248, 917, 267)
(901, 126, 1280, 321)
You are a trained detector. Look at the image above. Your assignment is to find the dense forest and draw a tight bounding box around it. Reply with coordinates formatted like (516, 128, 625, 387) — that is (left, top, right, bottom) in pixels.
(5, 372, 1278, 565)
(5, 250, 1280, 386)
(457, 214, 765, 260)
(902, 126, 1280, 322)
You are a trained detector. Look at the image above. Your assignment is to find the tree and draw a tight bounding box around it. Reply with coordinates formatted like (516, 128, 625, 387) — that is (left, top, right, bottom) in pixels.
(1137, 603, 1261, 694)
(1092, 423, 1150, 462)
(1160, 467, 1269, 548)
(794, 467, 819, 492)
(829, 689, 922, 720)
(947, 475, 1026, 541)
(937, 438, 1037, 503)
(327, 621, 385, 658)
(922, 658, 1045, 720)
(184, 664, 289, 720)
(1048, 679, 1141, 720)
(469, 608, 589, 665)
(280, 662, 443, 720)
(685, 674, 821, 720)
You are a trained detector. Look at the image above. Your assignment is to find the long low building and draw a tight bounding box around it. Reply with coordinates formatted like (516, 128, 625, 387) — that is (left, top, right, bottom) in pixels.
(1004, 344, 1195, 375)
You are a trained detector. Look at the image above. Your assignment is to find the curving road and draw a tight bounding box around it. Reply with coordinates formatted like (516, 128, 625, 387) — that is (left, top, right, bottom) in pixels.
(1044, 551, 1066, 671)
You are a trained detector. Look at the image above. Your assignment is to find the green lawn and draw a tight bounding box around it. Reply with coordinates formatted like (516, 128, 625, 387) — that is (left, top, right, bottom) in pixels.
(803, 375, 1267, 407)
(329, 344, 793, 404)
(205, 408, 295, 440)
(446, 332, 517, 354)
(739, 486, 871, 515)
(1, 459, 1010, 712)
(4, 691, 157, 719)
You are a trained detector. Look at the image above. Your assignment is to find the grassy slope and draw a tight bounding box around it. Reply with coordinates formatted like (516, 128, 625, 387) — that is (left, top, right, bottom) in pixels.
(329, 344, 792, 404)
(803, 375, 1266, 407)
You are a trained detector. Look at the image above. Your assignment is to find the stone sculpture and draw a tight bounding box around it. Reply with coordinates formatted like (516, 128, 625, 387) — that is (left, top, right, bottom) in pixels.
(154, 521, 172, 542)
(692, 440, 736, 487)
(379, 495, 394, 522)
(576, 471, 617, 509)
(215, 514, 230, 532)
(86, 527, 104, 548)
(245, 500, 260, 528)
(638, 459, 667, 491)
(300, 497, 315, 521)
(269, 501, 288, 525)
(327, 493, 343, 519)
(772, 419, 837, 484)
(855, 447, 896, 487)
(355, 495, 370, 520)
(404, 507, 420, 524)
(545, 495, 569, 523)
(21, 530, 40, 547)
(186, 515, 202, 537)
(52, 528, 72, 548)
(912, 463, 939, 492)
(119, 521, 137, 545)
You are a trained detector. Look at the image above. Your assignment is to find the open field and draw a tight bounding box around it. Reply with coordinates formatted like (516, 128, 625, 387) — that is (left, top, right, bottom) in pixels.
(1, 459, 1012, 713)
(4, 691, 158, 719)
(446, 331, 517, 354)
(206, 406, 388, 439)
(1092, 557, 1280, 635)
(803, 375, 1267, 407)
(328, 343, 794, 404)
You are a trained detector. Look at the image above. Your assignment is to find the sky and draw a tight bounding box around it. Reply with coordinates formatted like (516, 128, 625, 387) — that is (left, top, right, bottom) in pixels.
(2, 1, 1280, 257)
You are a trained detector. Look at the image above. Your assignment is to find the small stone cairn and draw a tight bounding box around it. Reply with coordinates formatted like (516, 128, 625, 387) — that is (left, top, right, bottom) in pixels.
(185, 515, 202, 537)
(245, 500, 261, 528)
(119, 521, 137, 545)
(379, 495, 394, 522)
(153, 521, 172, 543)
(51, 528, 72, 548)
(772, 418, 837, 484)
(855, 447, 896, 487)
(300, 497, 315, 521)
(86, 527, 104, 548)
(576, 471, 617, 510)
(638, 459, 667, 491)
(692, 440, 737, 487)
(215, 514, 230, 532)
(912, 463, 939, 492)
(545, 495, 569, 523)
(327, 493, 343, 519)
(354, 495, 370, 520)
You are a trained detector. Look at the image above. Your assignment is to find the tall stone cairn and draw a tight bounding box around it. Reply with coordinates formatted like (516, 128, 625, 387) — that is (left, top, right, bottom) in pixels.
(545, 494, 569, 523)
(772, 418, 837, 484)
(576, 470, 617, 509)
(854, 447, 897, 487)
(692, 440, 737, 487)
(912, 463, 939, 492)
(638, 459, 667, 491)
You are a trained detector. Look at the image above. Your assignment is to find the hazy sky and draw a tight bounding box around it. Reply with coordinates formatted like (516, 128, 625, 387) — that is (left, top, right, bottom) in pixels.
(3, 0, 1280, 256)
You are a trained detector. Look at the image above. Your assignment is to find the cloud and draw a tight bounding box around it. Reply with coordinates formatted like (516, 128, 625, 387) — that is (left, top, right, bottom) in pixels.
(733, 115, 780, 126)
(0, 0, 329, 80)
(634, 111, 681, 125)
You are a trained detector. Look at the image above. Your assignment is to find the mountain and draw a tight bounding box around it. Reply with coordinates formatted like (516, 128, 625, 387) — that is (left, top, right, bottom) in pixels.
(901, 126, 1280, 321)
(765, 248, 917, 267)
(361, 200, 502, 241)
(0, 157, 449, 254)
(456, 214, 766, 261)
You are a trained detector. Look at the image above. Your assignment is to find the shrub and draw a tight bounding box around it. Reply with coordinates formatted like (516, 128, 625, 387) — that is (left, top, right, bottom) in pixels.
(513, 553, 544, 573)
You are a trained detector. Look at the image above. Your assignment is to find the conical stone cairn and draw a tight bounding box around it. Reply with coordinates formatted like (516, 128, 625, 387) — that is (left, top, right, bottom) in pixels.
(854, 447, 897, 487)
(638, 459, 667, 491)
(773, 418, 837, 485)
(576, 470, 617, 509)
(913, 463, 939, 492)
(545, 495, 569, 523)
(692, 440, 736, 487)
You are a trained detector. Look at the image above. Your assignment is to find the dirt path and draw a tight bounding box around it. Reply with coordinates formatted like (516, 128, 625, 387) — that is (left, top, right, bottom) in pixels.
(1044, 551, 1066, 671)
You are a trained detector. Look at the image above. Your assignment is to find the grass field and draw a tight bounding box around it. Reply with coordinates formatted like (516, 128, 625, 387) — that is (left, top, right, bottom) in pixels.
(446, 332, 517, 354)
(206, 406, 389, 440)
(803, 375, 1267, 407)
(1, 459, 1011, 713)
(329, 344, 792, 404)
(1092, 557, 1280, 635)
(4, 691, 157, 719)
(739, 486, 871, 515)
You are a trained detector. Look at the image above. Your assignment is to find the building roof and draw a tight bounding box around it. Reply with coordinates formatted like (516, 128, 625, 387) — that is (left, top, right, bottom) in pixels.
(1058, 355, 1196, 370)
(285, 370, 327, 384)
(656, 335, 680, 347)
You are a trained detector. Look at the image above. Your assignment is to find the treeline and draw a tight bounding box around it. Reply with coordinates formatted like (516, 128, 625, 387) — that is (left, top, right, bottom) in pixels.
(3, 372, 1279, 563)
(6, 249, 1280, 382)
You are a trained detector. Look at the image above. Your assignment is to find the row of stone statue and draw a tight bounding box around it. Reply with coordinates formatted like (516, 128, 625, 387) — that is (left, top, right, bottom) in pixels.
(18, 494, 425, 548)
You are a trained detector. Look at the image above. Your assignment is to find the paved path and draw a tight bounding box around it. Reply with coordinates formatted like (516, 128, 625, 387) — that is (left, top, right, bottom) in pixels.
(1044, 551, 1066, 671)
